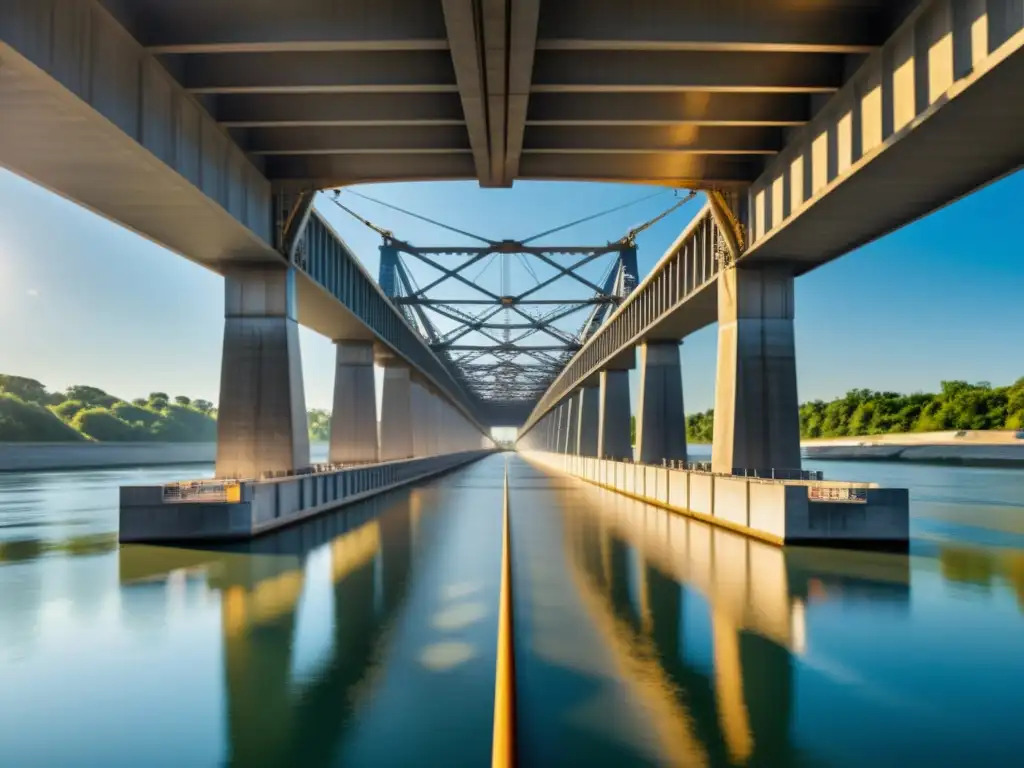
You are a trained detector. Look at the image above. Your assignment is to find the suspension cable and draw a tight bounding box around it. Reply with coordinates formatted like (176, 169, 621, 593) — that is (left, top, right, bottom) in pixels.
(619, 189, 699, 244)
(519, 188, 669, 245)
(338, 188, 495, 245)
(326, 191, 394, 240)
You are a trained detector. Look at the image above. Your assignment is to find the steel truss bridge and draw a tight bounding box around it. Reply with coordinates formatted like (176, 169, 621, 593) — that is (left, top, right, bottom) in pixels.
(328, 189, 695, 425)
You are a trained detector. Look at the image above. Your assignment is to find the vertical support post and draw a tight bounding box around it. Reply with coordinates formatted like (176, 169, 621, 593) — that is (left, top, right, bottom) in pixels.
(562, 397, 576, 454)
(597, 369, 632, 460)
(576, 385, 599, 457)
(378, 240, 400, 297)
(712, 266, 800, 474)
(329, 340, 378, 464)
(379, 358, 414, 461)
(636, 341, 687, 465)
(216, 266, 309, 479)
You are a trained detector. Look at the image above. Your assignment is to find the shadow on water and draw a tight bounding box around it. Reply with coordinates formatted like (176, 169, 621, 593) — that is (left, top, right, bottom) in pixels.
(117, 487, 418, 768)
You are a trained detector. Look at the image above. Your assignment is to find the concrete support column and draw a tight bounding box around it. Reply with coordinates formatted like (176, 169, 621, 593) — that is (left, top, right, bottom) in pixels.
(328, 341, 378, 465)
(216, 267, 309, 479)
(636, 341, 687, 465)
(712, 266, 800, 474)
(576, 385, 599, 457)
(410, 377, 426, 458)
(563, 398, 576, 454)
(597, 369, 632, 460)
(379, 359, 413, 462)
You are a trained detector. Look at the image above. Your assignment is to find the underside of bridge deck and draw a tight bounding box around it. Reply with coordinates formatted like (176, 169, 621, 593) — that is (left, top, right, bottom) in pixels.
(97, 0, 918, 188)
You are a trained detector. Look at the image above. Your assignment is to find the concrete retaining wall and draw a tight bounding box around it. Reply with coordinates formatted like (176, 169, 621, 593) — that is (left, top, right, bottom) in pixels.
(120, 449, 493, 543)
(0, 442, 217, 471)
(523, 450, 908, 550)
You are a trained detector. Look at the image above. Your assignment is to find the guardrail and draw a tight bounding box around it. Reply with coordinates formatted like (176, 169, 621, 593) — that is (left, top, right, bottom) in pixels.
(163, 480, 241, 503)
(808, 486, 869, 503)
(662, 459, 824, 481)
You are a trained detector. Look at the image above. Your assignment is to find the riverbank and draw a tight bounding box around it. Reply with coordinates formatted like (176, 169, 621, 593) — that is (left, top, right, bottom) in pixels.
(802, 430, 1024, 467)
(0, 442, 217, 471)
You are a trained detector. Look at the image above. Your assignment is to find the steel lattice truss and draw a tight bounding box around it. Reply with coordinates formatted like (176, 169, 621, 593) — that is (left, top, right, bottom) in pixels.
(378, 238, 638, 410)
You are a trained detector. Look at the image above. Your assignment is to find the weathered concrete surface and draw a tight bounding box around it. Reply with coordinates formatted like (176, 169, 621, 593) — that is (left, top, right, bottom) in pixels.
(635, 342, 687, 465)
(120, 450, 494, 543)
(216, 267, 310, 479)
(576, 385, 599, 457)
(523, 450, 909, 551)
(0, 443, 217, 472)
(329, 341, 378, 464)
(712, 266, 800, 475)
(379, 360, 413, 461)
(597, 369, 632, 460)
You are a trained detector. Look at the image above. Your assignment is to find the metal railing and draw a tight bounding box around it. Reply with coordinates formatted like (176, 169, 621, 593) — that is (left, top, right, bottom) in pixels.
(660, 459, 823, 481)
(163, 480, 241, 503)
(808, 486, 869, 503)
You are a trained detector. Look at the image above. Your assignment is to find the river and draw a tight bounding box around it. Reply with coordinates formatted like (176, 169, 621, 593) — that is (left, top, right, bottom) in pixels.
(1, 450, 1022, 766)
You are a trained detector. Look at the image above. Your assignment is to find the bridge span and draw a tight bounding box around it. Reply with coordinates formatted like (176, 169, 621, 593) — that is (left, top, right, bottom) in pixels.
(3, 0, 1022, 544)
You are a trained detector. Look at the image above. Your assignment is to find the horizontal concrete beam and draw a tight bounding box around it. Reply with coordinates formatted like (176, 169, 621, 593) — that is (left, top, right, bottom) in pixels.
(531, 51, 844, 93)
(0, 0, 273, 264)
(522, 125, 782, 155)
(215, 93, 467, 127)
(240, 125, 472, 155)
(526, 92, 811, 127)
(535, 0, 887, 54)
(517, 154, 760, 186)
(264, 153, 477, 185)
(743, 0, 1024, 270)
(127, 0, 449, 54)
(179, 50, 458, 94)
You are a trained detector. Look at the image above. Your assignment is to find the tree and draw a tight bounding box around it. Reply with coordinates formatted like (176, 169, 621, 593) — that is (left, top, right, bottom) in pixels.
(64, 385, 117, 408)
(111, 401, 161, 428)
(148, 392, 170, 409)
(174, 395, 191, 406)
(192, 399, 214, 414)
(0, 375, 49, 405)
(0, 393, 87, 442)
(308, 409, 331, 441)
(71, 408, 143, 441)
(51, 399, 87, 422)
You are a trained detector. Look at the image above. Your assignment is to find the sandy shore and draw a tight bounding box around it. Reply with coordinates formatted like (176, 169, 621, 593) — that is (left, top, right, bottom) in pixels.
(802, 430, 1024, 466)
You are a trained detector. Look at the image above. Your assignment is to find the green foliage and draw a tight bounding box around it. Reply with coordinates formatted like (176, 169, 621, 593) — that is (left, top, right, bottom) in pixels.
(308, 409, 331, 442)
(686, 379, 1024, 442)
(71, 408, 145, 441)
(51, 399, 87, 422)
(149, 404, 217, 442)
(111, 401, 161, 428)
(192, 399, 214, 414)
(687, 409, 714, 443)
(0, 393, 87, 442)
(174, 395, 191, 406)
(64, 385, 118, 408)
(0, 375, 50, 405)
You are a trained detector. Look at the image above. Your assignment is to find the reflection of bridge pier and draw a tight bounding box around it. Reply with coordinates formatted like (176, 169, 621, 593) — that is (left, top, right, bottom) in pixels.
(117, 488, 418, 767)
(565, 492, 802, 765)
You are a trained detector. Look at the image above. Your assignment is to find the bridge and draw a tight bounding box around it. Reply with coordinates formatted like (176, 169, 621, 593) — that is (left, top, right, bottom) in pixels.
(2, 0, 1021, 543)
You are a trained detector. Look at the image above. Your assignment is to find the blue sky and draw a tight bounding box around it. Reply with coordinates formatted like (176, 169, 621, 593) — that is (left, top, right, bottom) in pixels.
(1, 167, 1023, 415)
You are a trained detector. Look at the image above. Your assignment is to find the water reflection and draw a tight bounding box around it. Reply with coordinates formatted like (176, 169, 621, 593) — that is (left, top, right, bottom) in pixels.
(558, 482, 913, 767)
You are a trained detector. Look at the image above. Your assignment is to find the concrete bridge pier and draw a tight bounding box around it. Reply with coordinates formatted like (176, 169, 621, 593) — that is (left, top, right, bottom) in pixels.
(216, 266, 310, 479)
(410, 376, 429, 458)
(328, 341, 378, 465)
(636, 341, 687, 465)
(598, 369, 632, 460)
(712, 266, 801, 475)
(379, 357, 414, 461)
(576, 385, 599, 456)
(564, 397, 578, 454)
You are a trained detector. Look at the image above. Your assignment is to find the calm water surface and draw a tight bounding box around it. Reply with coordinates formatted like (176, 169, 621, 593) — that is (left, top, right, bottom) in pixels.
(1, 450, 1023, 766)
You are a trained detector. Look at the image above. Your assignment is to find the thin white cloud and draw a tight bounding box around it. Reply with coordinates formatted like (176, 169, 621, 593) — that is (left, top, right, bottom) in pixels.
(26, 288, 38, 297)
